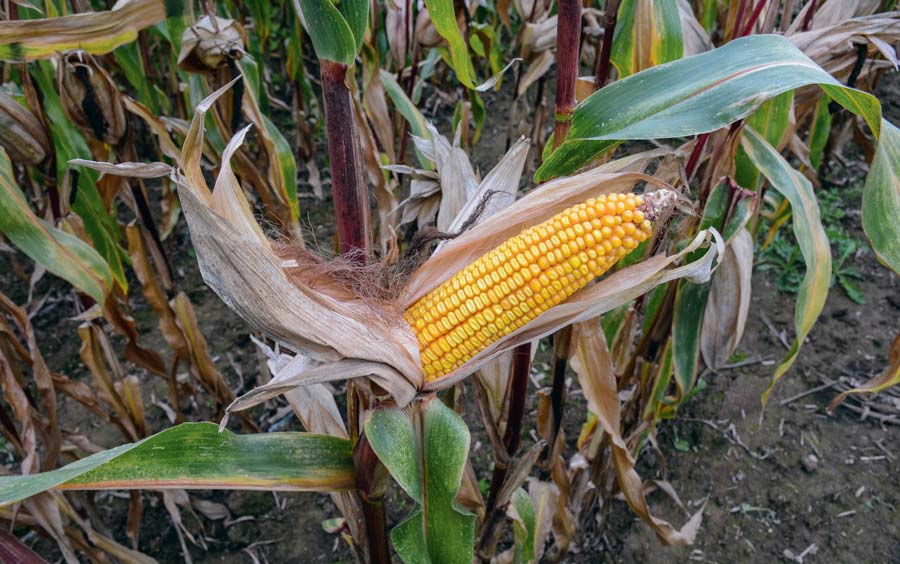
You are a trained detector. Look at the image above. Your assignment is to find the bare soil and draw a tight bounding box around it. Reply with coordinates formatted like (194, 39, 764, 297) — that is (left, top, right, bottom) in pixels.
(3, 67, 898, 564)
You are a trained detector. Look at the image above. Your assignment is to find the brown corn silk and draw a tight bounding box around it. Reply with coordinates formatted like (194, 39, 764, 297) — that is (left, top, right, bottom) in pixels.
(405, 191, 673, 381)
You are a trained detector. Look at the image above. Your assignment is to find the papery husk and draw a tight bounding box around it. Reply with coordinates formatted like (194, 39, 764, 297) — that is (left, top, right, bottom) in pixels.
(0, 91, 49, 164)
(385, 0, 409, 66)
(415, 8, 444, 47)
(178, 16, 245, 73)
(57, 52, 126, 145)
(171, 81, 422, 401)
(787, 0, 881, 33)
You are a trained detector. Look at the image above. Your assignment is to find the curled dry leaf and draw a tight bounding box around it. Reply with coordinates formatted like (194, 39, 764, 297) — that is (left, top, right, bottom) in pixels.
(701, 228, 753, 370)
(789, 13, 900, 85)
(385, 0, 408, 66)
(829, 328, 900, 411)
(415, 8, 444, 48)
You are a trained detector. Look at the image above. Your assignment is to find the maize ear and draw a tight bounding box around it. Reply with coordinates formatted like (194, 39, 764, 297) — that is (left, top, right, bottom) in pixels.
(405, 191, 673, 381)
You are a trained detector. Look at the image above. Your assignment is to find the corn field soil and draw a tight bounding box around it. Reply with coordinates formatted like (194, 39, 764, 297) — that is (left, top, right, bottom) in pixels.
(3, 69, 900, 564)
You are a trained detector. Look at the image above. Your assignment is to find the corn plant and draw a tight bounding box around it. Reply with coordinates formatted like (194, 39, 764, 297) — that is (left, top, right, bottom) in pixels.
(0, 0, 899, 562)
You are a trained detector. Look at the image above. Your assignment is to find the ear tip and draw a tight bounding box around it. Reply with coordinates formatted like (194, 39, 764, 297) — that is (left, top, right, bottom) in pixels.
(640, 189, 678, 221)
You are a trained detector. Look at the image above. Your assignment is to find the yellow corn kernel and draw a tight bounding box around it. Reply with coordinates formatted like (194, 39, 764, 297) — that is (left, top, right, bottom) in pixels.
(405, 191, 672, 381)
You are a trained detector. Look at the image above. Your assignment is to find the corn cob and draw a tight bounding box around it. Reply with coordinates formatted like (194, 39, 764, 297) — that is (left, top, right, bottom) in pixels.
(405, 190, 675, 381)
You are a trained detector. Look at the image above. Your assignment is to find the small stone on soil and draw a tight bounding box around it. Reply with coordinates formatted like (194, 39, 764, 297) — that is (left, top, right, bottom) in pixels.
(801, 454, 819, 473)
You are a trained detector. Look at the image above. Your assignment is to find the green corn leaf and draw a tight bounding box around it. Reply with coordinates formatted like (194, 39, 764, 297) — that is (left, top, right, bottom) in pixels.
(262, 113, 300, 223)
(0, 422, 355, 506)
(366, 398, 475, 564)
(239, 56, 300, 223)
(424, 0, 475, 88)
(0, 148, 112, 304)
(735, 91, 793, 189)
(114, 41, 159, 114)
(469, 89, 486, 145)
(671, 182, 730, 401)
(381, 69, 430, 140)
(700, 0, 716, 32)
(535, 34, 882, 183)
(611, 0, 684, 78)
(338, 0, 369, 56)
(740, 127, 832, 406)
(808, 95, 832, 171)
(295, 0, 358, 65)
(862, 120, 900, 275)
(509, 488, 536, 564)
(381, 69, 434, 169)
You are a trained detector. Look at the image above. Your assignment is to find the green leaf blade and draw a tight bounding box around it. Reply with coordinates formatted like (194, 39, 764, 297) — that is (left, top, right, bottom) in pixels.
(862, 120, 900, 275)
(740, 127, 832, 406)
(367, 399, 475, 564)
(0, 423, 355, 506)
(535, 34, 882, 182)
(424, 0, 474, 88)
(0, 149, 112, 303)
(295, 0, 357, 65)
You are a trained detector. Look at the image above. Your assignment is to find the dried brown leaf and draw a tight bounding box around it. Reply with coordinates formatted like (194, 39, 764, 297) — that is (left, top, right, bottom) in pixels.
(568, 319, 705, 545)
(701, 228, 753, 370)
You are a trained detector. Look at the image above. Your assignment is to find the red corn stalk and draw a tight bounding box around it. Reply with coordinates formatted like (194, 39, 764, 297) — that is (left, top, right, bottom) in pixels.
(354, 432, 391, 564)
(544, 0, 582, 463)
(685, 133, 710, 180)
(320, 57, 382, 561)
(594, 0, 621, 89)
(552, 0, 582, 146)
(320, 60, 371, 259)
(739, 0, 770, 37)
(801, 0, 817, 31)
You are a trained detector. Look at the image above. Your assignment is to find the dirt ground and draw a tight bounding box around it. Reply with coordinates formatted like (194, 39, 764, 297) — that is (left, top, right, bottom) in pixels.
(3, 65, 899, 564)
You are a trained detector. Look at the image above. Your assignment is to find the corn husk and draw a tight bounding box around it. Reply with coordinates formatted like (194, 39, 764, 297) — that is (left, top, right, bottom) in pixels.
(178, 16, 246, 73)
(0, 91, 49, 165)
(57, 52, 126, 145)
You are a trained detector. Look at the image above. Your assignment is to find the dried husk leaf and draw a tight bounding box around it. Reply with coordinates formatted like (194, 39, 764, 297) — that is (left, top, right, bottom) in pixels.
(0, 291, 59, 469)
(385, 0, 408, 65)
(0, 91, 49, 164)
(415, 8, 443, 47)
(678, 0, 713, 56)
(701, 228, 753, 370)
(178, 16, 245, 73)
(443, 137, 529, 235)
(171, 82, 423, 396)
(528, 479, 558, 561)
(788, 0, 881, 32)
(57, 52, 126, 145)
